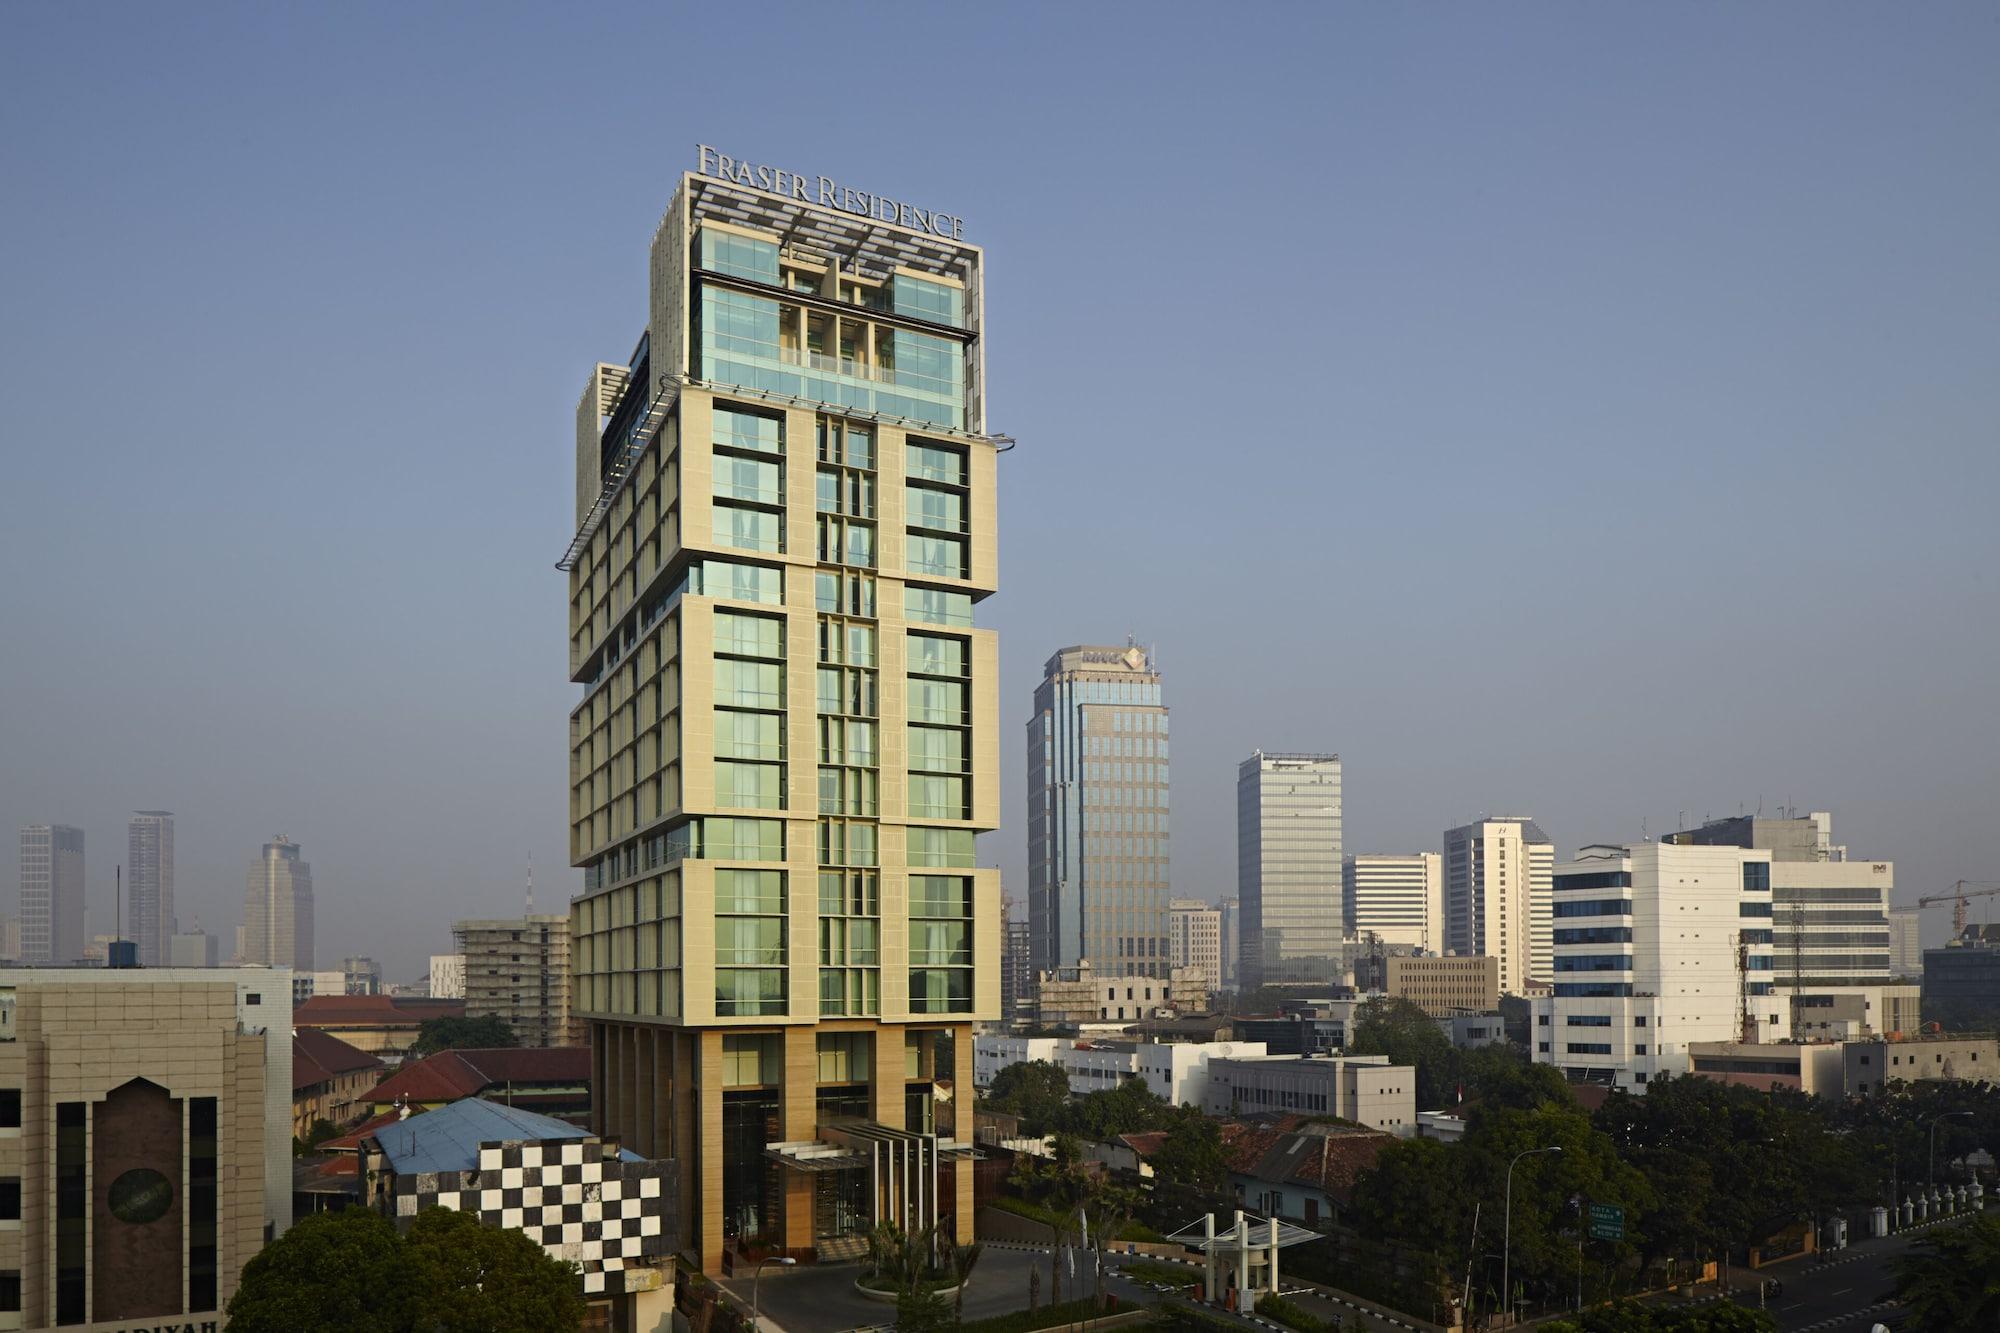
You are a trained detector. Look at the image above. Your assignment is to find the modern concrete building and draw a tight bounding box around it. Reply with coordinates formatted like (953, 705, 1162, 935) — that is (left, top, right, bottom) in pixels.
(428, 952, 466, 1000)
(1031, 961, 1208, 1027)
(999, 911, 1033, 1029)
(1443, 818, 1553, 996)
(169, 929, 220, 969)
(1345, 852, 1443, 953)
(563, 153, 1001, 1273)
(0, 966, 291, 1328)
(1666, 811, 1893, 987)
(1531, 841, 1796, 1091)
(454, 915, 580, 1048)
(18, 825, 84, 966)
(126, 811, 175, 967)
(241, 836, 313, 971)
(1169, 899, 1223, 991)
(1238, 753, 1344, 990)
(1383, 954, 1500, 1017)
(1843, 1034, 1998, 1095)
(1886, 906, 1923, 980)
(1218, 897, 1240, 991)
(972, 1033, 1266, 1108)
(1922, 927, 2000, 1031)
(1200, 1055, 1417, 1135)
(1028, 645, 1171, 977)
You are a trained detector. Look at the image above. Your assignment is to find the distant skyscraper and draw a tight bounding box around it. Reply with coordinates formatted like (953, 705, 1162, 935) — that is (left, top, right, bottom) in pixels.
(1218, 897, 1240, 990)
(1345, 852, 1444, 952)
(1168, 899, 1223, 990)
(242, 836, 314, 970)
(19, 824, 85, 964)
(128, 810, 175, 966)
(999, 905, 1033, 1027)
(1237, 752, 1343, 989)
(170, 928, 220, 968)
(1027, 644, 1171, 977)
(1442, 818, 1554, 996)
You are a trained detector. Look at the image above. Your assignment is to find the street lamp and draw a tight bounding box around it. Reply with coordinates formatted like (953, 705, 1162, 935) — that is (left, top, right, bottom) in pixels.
(1929, 1111, 1975, 1194)
(752, 1255, 796, 1331)
(1503, 1146, 1562, 1326)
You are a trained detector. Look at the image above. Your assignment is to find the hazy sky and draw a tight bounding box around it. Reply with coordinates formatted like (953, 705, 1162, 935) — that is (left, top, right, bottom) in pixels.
(4, 4, 1996, 982)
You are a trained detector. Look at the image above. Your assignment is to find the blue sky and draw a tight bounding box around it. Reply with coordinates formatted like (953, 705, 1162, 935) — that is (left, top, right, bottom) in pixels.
(3, 3, 1996, 980)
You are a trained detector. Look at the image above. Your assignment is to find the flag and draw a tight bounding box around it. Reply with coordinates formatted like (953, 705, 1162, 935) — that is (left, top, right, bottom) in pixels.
(1081, 1208, 1090, 1250)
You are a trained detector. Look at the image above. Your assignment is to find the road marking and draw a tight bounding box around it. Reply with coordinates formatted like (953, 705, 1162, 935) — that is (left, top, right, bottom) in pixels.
(1829, 1287, 1851, 1296)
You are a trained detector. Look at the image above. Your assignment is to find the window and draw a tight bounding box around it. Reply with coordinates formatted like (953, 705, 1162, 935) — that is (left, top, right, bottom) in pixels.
(1743, 862, 1771, 892)
(716, 760, 782, 810)
(1635, 1044, 1648, 1056)
(715, 455, 781, 506)
(0, 1091, 16, 1129)
(906, 585, 973, 627)
(714, 405, 784, 454)
(906, 486, 964, 533)
(908, 633, 967, 678)
(907, 534, 965, 579)
(0, 1178, 16, 1220)
(245, 993, 261, 1006)
(909, 827, 976, 868)
(909, 678, 966, 724)
(1538, 1042, 1550, 1053)
(714, 503, 782, 553)
(716, 660, 782, 709)
(907, 441, 965, 485)
(700, 228, 780, 284)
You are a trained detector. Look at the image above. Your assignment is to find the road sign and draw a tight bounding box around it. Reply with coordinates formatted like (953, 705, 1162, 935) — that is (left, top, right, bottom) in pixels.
(1588, 1202, 1625, 1241)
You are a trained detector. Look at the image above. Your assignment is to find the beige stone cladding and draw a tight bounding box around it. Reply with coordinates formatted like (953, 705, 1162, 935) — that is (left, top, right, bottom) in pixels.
(0, 968, 289, 1331)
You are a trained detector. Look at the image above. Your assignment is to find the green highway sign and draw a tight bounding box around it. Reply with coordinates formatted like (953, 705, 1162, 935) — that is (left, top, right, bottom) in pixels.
(1588, 1203, 1625, 1241)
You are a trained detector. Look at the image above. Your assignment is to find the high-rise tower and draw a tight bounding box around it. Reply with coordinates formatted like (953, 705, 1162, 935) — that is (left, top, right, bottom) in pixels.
(19, 824, 84, 964)
(242, 836, 313, 970)
(1026, 645, 1171, 978)
(563, 151, 1000, 1273)
(1237, 752, 1342, 989)
(129, 811, 175, 965)
(1442, 817, 1554, 995)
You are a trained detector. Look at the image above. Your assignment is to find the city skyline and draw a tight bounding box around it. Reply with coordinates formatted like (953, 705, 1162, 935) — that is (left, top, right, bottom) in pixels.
(5, 6, 1999, 982)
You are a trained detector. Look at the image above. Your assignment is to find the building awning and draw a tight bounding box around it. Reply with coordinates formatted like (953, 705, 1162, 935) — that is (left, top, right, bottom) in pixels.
(765, 1140, 867, 1173)
(1166, 1215, 1323, 1253)
(765, 1123, 984, 1172)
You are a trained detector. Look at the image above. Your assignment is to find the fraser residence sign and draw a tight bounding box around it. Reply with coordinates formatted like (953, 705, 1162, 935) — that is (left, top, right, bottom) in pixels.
(696, 145, 966, 240)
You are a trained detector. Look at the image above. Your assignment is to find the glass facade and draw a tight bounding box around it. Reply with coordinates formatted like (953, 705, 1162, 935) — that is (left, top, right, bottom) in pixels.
(1236, 753, 1341, 989)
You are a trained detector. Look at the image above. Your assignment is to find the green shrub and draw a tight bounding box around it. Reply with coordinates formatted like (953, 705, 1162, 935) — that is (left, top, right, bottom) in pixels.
(1254, 1292, 1332, 1333)
(1117, 1259, 1201, 1288)
(959, 1297, 1107, 1332)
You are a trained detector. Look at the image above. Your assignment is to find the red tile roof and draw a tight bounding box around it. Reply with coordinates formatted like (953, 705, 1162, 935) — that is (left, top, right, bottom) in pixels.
(293, 994, 465, 1027)
(1224, 1116, 1394, 1203)
(365, 1046, 591, 1106)
(293, 1030, 387, 1093)
(320, 1107, 404, 1152)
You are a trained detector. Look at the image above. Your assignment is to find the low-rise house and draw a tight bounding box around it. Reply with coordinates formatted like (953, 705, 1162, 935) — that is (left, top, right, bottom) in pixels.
(1201, 1055, 1417, 1136)
(364, 1045, 593, 1125)
(1223, 1116, 1395, 1229)
(292, 1028, 387, 1137)
(292, 993, 465, 1062)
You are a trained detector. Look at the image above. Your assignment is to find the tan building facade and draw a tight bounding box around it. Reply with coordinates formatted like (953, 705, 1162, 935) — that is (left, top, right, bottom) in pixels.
(1169, 899, 1222, 990)
(565, 156, 999, 1274)
(1384, 954, 1501, 1016)
(0, 968, 290, 1332)
(454, 915, 581, 1047)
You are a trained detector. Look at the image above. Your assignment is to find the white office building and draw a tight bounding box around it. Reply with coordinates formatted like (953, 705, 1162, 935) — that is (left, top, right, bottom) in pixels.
(1199, 1054, 1416, 1136)
(1169, 899, 1223, 990)
(1238, 752, 1344, 989)
(972, 1034, 1267, 1107)
(429, 952, 467, 999)
(1344, 853, 1444, 952)
(1886, 908, 1922, 980)
(1531, 841, 1795, 1092)
(1443, 818, 1553, 995)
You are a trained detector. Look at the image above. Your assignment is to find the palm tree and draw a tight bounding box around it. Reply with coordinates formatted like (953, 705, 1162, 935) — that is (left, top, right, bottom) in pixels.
(1894, 1213, 2000, 1331)
(950, 1241, 985, 1319)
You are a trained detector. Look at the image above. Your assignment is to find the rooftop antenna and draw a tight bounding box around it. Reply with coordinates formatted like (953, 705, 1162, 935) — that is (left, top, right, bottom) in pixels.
(116, 866, 122, 941)
(526, 853, 535, 916)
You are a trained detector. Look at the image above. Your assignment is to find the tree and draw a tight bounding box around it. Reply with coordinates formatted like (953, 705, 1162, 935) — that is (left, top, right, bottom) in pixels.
(410, 1014, 517, 1057)
(1063, 1076, 1178, 1139)
(226, 1208, 417, 1333)
(403, 1205, 585, 1333)
(1894, 1212, 2000, 1330)
(1348, 997, 1459, 1108)
(226, 1205, 585, 1333)
(985, 1059, 1071, 1134)
(894, 1285, 955, 1332)
(949, 1240, 984, 1319)
(1146, 1113, 1231, 1196)
(294, 1117, 339, 1156)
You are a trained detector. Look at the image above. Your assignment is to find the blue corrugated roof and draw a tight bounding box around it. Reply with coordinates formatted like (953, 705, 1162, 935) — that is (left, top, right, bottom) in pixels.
(372, 1097, 643, 1176)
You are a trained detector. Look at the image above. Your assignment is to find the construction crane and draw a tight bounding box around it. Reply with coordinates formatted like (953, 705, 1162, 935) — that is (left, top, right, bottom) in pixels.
(1916, 881, 2000, 937)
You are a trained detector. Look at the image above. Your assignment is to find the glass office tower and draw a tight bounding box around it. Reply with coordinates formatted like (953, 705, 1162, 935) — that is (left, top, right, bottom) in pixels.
(1237, 752, 1344, 989)
(1026, 645, 1172, 978)
(563, 161, 1001, 1274)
